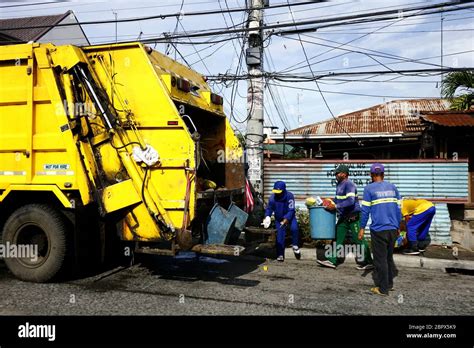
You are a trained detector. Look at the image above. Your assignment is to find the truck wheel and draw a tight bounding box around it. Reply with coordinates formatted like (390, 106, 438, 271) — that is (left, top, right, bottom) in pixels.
(1, 204, 69, 283)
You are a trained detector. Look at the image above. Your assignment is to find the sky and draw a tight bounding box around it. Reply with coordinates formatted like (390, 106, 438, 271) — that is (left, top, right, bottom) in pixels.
(1, 0, 473, 133)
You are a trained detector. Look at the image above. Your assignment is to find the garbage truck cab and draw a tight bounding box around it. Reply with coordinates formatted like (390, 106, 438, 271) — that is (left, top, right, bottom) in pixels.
(0, 42, 247, 282)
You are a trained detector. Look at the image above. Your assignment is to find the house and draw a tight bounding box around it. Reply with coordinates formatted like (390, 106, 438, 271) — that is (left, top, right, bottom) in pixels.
(419, 110, 474, 160)
(0, 11, 89, 46)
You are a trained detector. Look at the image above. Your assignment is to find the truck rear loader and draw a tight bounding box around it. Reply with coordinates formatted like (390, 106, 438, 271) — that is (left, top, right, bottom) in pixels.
(0, 42, 247, 282)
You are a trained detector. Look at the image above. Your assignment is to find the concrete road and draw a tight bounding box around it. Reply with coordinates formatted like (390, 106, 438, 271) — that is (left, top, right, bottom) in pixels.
(0, 253, 472, 315)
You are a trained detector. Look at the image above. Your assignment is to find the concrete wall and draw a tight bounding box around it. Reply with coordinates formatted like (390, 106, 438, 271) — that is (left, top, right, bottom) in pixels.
(451, 207, 474, 251)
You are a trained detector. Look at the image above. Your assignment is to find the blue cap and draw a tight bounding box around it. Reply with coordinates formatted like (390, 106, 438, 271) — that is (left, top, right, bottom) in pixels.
(370, 163, 385, 174)
(272, 180, 286, 194)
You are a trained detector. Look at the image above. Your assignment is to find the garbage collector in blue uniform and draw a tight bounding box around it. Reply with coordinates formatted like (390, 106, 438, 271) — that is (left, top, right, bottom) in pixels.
(263, 181, 301, 262)
(359, 163, 402, 296)
(317, 164, 373, 270)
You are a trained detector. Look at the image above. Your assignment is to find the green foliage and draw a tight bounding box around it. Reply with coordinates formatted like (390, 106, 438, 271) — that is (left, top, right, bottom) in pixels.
(235, 132, 246, 147)
(441, 71, 474, 111)
(296, 208, 311, 242)
(283, 147, 306, 159)
(449, 94, 474, 111)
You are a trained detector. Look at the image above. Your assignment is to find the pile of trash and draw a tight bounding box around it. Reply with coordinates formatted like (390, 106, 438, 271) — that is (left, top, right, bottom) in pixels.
(305, 196, 335, 209)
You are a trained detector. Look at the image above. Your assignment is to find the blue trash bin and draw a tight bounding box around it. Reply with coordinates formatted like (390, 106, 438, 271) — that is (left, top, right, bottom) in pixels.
(227, 203, 249, 244)
(204, 204, 237, 245)
(227, 203, 248, 232)
(308, 206, 336, 240)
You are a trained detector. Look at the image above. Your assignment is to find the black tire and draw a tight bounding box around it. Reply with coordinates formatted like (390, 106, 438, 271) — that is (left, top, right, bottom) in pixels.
(1, 204, 69, 283)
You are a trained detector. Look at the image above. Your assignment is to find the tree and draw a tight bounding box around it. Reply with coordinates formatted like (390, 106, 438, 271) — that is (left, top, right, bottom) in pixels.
(441, 71, 474, 111)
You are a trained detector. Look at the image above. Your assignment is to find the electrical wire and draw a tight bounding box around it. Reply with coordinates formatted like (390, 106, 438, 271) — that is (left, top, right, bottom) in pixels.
(300, 34, 449, 69)
(121, 3, 474, 44)
(280, 48, 474, 77)
(2, 0, 217, 14)
(166, 0, 185, 56)
(277, 13, 472, 74)
(264, 50, 293, 130)
(205, 65, 473, 83)
(267, 81, 441, 99)
(3, 1, 471, 46)
(286, 0, 362, 145)
(282, 35, 448, 79)
(0, 1, 59, 8)
(0, 0, 326, 30)
(274, 4, 474, 37)
(264, 1, 472, 28)
(170, 17, 248, 124)
(227, 1, 248, 126)
(276, 5, 452, 74)
(263, 101, 277, 127)
(218, 0, 242, 58)
(188, 40, 230, 67)
(266, 83, 290, 130)
(167, 41, 192, 66)
(305, 28, 474, 35)
(182, 36, 228, 58)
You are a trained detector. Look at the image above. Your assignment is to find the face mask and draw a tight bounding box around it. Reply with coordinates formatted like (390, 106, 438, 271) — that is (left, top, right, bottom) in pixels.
(336, 173, 345, 183)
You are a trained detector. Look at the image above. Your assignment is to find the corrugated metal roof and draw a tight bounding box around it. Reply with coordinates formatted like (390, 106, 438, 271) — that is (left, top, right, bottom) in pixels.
(420, 111, 474, 127)
(287, 99, 451, 136)
(0, 11, 71, 43)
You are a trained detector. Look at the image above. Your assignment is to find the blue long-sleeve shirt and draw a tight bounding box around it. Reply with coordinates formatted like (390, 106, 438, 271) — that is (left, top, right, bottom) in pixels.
(360, 181, 402, 232)
(265, 191, 296, 221)
(334, 179, 360, 217)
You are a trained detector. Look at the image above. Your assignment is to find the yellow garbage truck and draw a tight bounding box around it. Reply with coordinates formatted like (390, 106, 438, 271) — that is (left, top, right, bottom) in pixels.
(0, 42, 246, 282)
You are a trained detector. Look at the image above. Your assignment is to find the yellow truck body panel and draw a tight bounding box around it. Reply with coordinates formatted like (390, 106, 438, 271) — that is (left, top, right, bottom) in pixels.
(0, 42, 244, 245)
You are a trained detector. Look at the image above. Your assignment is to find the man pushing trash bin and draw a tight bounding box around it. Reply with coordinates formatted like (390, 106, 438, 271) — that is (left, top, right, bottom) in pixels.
(262, 180, 301, 262)
(317, 164, 373, 270)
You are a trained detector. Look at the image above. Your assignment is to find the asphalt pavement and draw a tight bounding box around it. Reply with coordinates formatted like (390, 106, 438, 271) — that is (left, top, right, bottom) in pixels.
(0, 251, 472, 316)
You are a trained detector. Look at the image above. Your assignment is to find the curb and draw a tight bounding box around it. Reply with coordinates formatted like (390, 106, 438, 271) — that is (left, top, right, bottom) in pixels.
(281, 248, 474, 271)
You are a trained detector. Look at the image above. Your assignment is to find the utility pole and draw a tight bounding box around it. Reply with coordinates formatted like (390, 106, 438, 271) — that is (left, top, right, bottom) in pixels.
(440, 9, 444, 97)
(245, 0, 266, 218)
